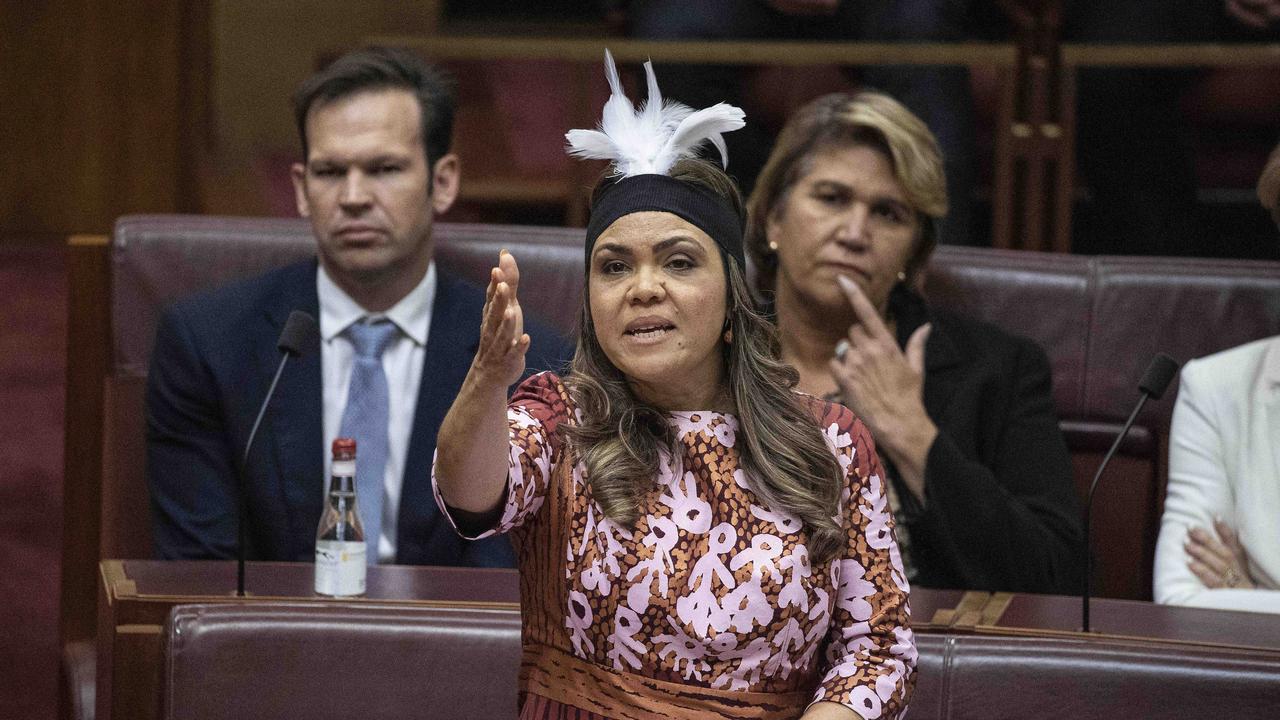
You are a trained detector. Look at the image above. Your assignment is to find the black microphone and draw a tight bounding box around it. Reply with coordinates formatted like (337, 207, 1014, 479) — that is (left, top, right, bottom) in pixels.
(237, 310, 319, 596)
(1082, 353, 1179, 632)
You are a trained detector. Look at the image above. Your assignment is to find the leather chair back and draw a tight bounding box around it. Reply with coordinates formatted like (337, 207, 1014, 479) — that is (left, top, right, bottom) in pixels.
(160, 602, 1280, 720)
(907, 633, 1280, 719)
(924, 247, 1280, 598)
(163, 602, 522, 720)
(112, 216, 584, 378)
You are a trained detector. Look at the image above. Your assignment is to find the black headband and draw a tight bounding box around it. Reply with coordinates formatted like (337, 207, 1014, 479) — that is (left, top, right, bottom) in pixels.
(584, 174, 745, 270)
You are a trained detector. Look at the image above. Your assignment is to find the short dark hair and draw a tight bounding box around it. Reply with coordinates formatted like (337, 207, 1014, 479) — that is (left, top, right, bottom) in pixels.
(292, 47, 455, 167)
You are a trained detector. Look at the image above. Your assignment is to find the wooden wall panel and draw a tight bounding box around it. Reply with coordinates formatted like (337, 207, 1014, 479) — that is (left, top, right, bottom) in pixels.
(0, 1, 204, 241)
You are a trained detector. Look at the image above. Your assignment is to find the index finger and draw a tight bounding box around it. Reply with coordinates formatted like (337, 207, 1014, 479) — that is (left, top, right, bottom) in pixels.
(836, 274, 894, 343)
(498, 250, 521, 296)
(1213, 518, 1242, 549)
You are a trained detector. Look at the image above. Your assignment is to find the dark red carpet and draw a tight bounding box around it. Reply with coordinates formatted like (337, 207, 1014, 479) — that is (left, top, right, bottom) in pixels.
(0, 245, 66, 720)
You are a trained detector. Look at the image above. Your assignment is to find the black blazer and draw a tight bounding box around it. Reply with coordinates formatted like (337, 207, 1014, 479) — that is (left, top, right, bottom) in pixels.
(884, 286, 1085, 594)
(146, 259, 572, 567)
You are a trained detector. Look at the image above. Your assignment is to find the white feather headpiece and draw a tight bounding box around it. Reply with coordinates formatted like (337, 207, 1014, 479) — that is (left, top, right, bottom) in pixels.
(565, 50, 746, 177)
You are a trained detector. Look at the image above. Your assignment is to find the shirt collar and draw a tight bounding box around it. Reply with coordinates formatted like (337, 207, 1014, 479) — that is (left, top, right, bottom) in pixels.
(317, 262, 436, 346)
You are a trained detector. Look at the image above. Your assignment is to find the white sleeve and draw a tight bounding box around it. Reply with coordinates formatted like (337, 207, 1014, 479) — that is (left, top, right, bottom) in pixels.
(1154, 358, 1280, 613)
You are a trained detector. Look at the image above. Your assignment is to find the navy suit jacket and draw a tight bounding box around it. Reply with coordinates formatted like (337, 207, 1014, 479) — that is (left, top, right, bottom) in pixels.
(146, 259, 572, 567)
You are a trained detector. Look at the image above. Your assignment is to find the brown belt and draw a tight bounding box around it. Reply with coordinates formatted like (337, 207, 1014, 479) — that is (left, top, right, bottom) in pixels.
(519, 644, 814, 720)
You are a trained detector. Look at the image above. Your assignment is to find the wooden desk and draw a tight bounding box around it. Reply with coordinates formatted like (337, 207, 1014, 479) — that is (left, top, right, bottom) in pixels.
(972, 591, 1280, 653)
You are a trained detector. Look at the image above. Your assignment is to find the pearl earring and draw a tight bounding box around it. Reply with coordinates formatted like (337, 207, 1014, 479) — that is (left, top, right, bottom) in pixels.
(897, 271, 907, 282)
(768, 240, 778, 252)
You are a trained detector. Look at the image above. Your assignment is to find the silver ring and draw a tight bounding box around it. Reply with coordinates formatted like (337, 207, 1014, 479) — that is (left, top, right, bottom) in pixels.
(835, 339, 850, 361)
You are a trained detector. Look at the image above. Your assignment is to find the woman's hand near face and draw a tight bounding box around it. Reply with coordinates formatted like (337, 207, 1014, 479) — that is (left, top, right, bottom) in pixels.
(435, 251, 530, 515)
(829, 275, 937, 502)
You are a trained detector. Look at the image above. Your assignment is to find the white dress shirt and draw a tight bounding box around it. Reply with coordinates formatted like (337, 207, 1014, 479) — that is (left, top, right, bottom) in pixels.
(318, 263, 435, 563)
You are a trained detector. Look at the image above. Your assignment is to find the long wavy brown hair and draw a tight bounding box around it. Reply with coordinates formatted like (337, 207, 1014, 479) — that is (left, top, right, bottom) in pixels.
(564, 159, 847, 563)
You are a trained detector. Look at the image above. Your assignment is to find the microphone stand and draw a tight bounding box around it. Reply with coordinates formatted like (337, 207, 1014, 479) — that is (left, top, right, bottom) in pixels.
(237, 353, 293, 596)
(231, 309, 316, 597)
(1082, 395, 1151, 633)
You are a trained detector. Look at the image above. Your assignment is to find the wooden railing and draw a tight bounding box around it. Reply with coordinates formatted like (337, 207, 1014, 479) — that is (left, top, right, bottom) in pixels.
(373, 33, 1280, 253)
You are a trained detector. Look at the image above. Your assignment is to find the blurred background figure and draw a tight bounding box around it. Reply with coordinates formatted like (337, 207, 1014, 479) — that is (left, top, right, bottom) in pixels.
(1153, 144, 1280, 613)
(748, 91, 1083, 594)
(628, 0, 980, 246)
(1067, 0, 1280, 256)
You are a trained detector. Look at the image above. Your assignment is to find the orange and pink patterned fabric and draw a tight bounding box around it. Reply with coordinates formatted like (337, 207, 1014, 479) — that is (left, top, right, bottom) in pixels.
(433, 372, 916, 720)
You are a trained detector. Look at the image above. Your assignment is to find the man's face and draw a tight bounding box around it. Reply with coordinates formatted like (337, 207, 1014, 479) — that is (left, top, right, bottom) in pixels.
(291, 88, 457, 294)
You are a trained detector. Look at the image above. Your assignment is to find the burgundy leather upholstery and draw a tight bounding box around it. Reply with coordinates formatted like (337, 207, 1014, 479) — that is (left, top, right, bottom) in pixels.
(921, 248, 1280, 599)
(111, 215, 584, 378)
(163, 603, 522, 720)
(160, 602, 1280, 720)
(907, 633, 1280, 719)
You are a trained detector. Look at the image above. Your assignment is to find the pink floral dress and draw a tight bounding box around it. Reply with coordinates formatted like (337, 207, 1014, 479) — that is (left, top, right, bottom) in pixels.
(433, 372, 916, 720)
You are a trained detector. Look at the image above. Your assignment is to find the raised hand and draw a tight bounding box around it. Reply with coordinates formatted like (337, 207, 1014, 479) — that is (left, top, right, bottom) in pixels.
(475, 250, 531, 388)
(1186, 518, 1256, 590)
(437, 250, 532, 514)
(829, 274, 936, 500)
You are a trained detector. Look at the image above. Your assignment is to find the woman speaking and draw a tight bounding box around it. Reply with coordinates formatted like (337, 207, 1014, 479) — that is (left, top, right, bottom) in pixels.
(433, 54, 914, 720)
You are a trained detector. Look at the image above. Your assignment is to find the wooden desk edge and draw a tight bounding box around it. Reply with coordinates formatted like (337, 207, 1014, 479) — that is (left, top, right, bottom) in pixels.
(122, 594, 521, 612)
(978, 592, 1015, 626)
(966, 623, 1280, 657)
(947, 591, 993, 629)
(1063, 43, 1280, 67)
(371, 35, 1280, 69)
(100, 559, 137, 605)
(920, 591, 990, 630)
(372, 36, 1019, 67)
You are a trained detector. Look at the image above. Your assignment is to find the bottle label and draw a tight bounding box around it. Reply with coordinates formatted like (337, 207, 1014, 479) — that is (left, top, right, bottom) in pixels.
(314, 540, 367, 597)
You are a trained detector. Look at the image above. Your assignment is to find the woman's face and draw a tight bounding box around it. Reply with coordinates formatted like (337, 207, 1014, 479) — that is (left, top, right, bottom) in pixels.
(589, 211, 728, 408)
(766, 143, 920, 316)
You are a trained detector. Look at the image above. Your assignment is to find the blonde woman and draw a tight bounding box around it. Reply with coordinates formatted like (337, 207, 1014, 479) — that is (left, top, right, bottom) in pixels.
(749, 92, 1083, 595)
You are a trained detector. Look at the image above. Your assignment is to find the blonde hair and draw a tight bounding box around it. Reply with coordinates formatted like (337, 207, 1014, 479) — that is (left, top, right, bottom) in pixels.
(565, 159, 847, 563)
(747, 91, 947, 292)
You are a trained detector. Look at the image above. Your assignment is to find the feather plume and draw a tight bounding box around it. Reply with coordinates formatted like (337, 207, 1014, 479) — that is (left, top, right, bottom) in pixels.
(566, 49, 745, 178)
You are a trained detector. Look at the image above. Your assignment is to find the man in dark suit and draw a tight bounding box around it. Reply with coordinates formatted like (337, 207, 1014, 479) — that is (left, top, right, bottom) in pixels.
(147, 47, 571, 567)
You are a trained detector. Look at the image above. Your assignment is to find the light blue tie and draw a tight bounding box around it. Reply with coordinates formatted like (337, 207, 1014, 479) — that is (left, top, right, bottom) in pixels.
(339, 319, 399, 564)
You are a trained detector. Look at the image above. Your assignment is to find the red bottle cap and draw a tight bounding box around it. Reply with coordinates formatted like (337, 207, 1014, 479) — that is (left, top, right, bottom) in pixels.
(332, 437, 357, 460)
